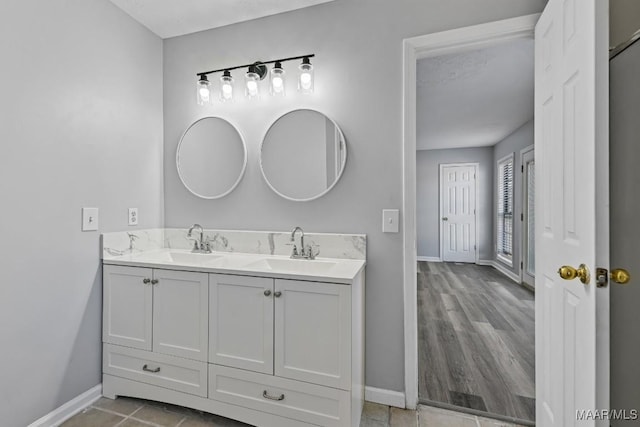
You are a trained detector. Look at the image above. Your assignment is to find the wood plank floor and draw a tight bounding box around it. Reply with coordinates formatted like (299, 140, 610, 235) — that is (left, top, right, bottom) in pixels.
(418, 261, 535, 422)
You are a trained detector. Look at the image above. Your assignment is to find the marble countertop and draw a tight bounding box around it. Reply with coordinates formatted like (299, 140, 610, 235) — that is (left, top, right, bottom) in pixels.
(103, 248, 365, 284)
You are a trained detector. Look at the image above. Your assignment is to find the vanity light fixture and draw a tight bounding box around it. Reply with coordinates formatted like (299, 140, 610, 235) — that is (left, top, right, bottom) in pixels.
(298, 57, 314, 94)
(270, 62, 286, 96)
(219, 70, 234, 102)
(244, 64, 263, 99)
(196, 54, 314, 105)
(196, 74, 212, 105)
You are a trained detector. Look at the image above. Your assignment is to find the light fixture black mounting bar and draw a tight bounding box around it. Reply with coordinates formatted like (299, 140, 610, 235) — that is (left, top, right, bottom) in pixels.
(197, 54, 315, 77)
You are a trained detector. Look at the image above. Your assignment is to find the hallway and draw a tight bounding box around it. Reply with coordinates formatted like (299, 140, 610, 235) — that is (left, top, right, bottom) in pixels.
(418, 261, 535, 422)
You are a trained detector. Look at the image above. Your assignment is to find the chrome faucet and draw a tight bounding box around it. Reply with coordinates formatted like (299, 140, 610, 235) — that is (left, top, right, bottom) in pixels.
(187, 224, 211, 253)
(290, 226, 317, 260)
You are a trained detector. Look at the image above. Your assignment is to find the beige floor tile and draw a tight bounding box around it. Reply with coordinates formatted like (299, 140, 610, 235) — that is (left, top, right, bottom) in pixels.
(119, 419, 157, 427)
(131, 405, 186, 426)
(178, 417, 217, 427)
(61, 408, 125, 427)
(390, 407, 417, 426)
(181, 413, 252, 426)
(360, 418, 389, 427)
(93, 397, 144, 416)
(477, 417, 526, 427)
(418, 405, 477, 427)
(363, 401, 390, 423)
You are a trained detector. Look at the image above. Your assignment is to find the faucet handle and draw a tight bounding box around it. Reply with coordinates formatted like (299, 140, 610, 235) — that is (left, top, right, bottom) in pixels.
(290, 244, 299, 257)
(309, 244, 320, 259)
(302, 244, 319, 260)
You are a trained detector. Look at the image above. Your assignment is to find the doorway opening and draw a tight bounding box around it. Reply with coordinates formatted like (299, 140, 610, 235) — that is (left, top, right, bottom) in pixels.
(402, 14, 540, 425)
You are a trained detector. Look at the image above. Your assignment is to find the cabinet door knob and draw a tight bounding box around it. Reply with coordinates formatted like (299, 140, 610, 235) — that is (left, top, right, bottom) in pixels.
(142, 364, 160, 373)
(143, 278, 151, 284)
(151, 279, 159, 285)
(264, 289, 272, 297)
(274, 291, 282, 298)
(262, 390, 285, 401)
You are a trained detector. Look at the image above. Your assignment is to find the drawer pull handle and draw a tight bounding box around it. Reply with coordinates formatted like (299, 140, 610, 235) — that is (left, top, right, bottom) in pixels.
(264, 289, 272, 297)
(151, 279, 159, 285)
(142, 364, 161, 373)
(274, 291, 282, 298)
(262, 390, 285, 401)
(143, 278, 151, 284)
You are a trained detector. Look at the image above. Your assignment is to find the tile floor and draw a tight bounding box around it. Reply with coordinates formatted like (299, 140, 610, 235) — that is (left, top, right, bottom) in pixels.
(61, 397, 526, 427)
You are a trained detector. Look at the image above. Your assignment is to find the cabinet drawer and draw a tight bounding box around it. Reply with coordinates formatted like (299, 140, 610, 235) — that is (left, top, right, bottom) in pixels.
(209, 364, 350, 427)
(103, 344, 207, 397)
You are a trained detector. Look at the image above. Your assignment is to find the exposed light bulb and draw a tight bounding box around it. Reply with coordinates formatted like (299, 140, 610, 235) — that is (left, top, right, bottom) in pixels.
(270, 62, 286, 97)
(247, 80, 258, 95)
(196, 75, 211, 105)
(272, 77, 283, 92)
(298, 57, 314, 94)
(219, 70, 234, 102)
(245, 67, 260, 99)
(300, 73, 312, 90)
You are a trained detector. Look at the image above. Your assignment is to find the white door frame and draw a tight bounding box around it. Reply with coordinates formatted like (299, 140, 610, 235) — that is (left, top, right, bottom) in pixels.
(520, 145, 535, 288)
(402, 14, 540, 409)
(439, 163, 479, 263)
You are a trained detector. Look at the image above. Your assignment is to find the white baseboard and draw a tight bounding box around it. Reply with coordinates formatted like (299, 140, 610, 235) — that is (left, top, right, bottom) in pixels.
(476, 259, 494, 266)
(417, 256, 441, 262)
(365, 386, 406, 408)
(28, 384, 102, 427)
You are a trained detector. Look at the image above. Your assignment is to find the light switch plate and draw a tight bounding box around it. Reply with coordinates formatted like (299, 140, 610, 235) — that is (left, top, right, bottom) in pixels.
(128, 208, 138, 226)
(82, 207, 99, 231)
(382, 209, 399, 233)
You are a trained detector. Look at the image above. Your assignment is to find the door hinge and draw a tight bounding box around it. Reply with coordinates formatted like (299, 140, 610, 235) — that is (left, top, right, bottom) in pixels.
(474, 245, 477, 250)
(520, 261, 523, 270)
(521, 213, 524, 221)
(596, 268, 609, 288)
(521, 165, 524, 173)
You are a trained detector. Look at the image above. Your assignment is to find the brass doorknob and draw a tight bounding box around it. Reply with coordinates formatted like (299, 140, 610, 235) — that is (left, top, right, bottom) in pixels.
(611, 268, 631, 285)
(558, 264, 590, 284)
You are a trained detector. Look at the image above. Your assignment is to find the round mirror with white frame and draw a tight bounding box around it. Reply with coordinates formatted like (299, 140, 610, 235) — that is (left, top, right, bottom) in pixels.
(260, 109, 347, 202)
(176, 116, 247, 199)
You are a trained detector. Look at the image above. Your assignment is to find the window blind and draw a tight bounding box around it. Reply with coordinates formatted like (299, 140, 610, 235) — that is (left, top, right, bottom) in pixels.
(497, 155, 514, 262)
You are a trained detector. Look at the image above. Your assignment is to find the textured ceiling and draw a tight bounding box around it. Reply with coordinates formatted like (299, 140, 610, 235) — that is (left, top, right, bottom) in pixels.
(417, 38, 534, 151)
(109, 0, 336, 39)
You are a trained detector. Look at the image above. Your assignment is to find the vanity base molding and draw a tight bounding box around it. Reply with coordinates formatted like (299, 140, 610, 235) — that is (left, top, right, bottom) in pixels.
(103, 374, 317, 427)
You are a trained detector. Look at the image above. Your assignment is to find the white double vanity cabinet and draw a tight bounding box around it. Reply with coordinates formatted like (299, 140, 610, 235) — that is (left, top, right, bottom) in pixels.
(101, 229, 366, 427)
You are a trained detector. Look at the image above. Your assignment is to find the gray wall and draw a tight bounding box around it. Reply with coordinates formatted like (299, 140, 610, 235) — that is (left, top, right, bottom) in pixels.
(493, 120, 534, 277)
(0, 1, 163, 425)
(416, 148, 494, 260)
(610, 0, 640, 48)
(163, 0, 546, 392)
(609, 38, 640, 427)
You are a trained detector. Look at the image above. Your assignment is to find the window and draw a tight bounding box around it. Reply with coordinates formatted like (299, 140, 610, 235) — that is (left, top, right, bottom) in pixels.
(497, 154, 514, 265)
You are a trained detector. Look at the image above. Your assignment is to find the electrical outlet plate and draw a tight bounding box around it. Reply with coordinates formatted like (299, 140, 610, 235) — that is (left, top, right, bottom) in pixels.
(82, 207, 99, 231)
(128, 208, 138, 226)
(382, 209, 399, 233)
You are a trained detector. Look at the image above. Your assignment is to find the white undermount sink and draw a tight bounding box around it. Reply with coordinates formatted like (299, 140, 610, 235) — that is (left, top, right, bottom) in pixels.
(137, 250, 224, 265)
(245, 258, 338, 275)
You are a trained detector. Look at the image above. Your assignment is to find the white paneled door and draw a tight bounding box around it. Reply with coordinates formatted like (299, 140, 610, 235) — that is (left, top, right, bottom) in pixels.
(440, 164, 477, 262)
(535, 0, 609, 426)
